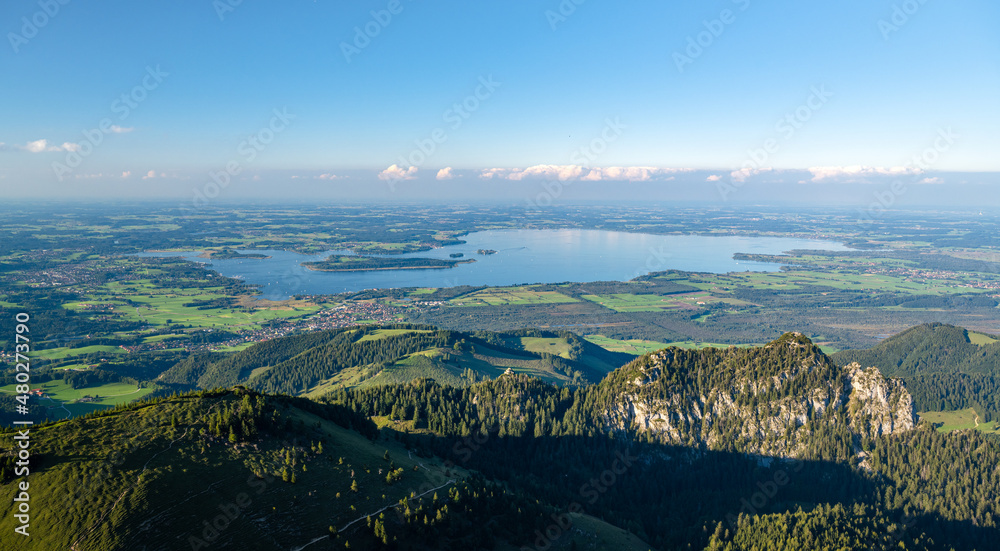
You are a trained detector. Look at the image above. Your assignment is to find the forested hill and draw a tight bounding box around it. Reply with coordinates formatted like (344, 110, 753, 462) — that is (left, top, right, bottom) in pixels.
(325, 336, 1000, 550)
(332, 333, 915, 459)
(4, 338, 1000, 550)
(1, 389, 632, 550)
(158, 324, 634, 394)
(831, 322, 1000, 376)
(832, 323, 1000, 422)
(594, 332, 915, 455)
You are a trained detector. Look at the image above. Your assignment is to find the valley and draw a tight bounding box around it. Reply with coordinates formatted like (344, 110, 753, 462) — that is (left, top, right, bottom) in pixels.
(2, 203, 1000, 550)
(7, 4, 995, 548)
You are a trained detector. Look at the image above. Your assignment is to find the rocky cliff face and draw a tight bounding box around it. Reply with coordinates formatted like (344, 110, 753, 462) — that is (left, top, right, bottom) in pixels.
(844, 362, 917, 438)
(599, 333, 917, 458)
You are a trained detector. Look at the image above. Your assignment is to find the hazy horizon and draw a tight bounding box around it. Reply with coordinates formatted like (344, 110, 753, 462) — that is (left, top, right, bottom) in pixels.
(3, 1, 999, 204)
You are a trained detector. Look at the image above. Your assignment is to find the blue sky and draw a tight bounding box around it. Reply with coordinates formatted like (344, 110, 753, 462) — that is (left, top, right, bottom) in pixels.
(1, 0, 998, 202)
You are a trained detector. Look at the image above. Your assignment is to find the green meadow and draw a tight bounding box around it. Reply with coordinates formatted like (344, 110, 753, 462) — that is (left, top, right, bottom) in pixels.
(0, 379, 155, 419)
(586, 335, 760, 355)
(449, 287, 578, 306)
(95, 280, 320, 329)
(580, 292, 740, 312)
(519, 336, 572, 358)
(918, 408, 998, 433)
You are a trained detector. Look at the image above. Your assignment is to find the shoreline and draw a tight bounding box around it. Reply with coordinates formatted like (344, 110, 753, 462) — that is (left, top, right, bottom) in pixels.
(302, 258, 476, 272)
(196, 251, 272, 260)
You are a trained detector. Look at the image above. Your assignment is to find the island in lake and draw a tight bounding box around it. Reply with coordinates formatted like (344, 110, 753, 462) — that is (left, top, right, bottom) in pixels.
(302, 255, 474, 272)
(198, 248, 271, 259)
(477, 249, 498, 255)
(449, 252, 464, 258)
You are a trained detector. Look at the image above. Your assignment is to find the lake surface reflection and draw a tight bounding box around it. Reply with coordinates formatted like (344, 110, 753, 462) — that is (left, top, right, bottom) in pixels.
(138, 229, 853, 299)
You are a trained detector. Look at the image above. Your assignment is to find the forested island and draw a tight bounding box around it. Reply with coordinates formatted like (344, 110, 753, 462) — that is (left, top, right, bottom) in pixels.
(198, 248, 270, 260)
(302, 254, 474, 272)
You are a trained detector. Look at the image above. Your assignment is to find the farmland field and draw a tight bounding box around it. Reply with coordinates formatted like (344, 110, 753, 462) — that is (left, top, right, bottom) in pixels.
(918, 408, 998, 433)
(0, 379, 155, 419)
(580, 292, 741, 312)
(33, 345, 124, 360)
(356, 328, 432, 342)
(585, 335, 761, 355)
(449, 287, 578, 307)
(96, 280, 320, 329)
(519, 336, 572, 357)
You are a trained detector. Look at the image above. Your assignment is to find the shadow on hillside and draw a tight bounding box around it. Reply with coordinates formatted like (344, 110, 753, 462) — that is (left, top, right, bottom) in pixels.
(386, 429, 999, 550)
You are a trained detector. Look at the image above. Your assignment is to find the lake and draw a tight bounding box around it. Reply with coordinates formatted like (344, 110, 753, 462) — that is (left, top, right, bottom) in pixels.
(139, 229, 853, 299)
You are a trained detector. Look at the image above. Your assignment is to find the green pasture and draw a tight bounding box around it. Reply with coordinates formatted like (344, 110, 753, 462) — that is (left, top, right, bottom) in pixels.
(449, 287, 577, 306)
(356, 328, 432, 342)
(586, 335, 758, 355)
(0, 379, 148, 403)
(968, 331, 998, 346)
(33, 345, 123, 360)
(98, 280, 319, 329)
(918, 408, 997, 433)
(580, 292, 734, 312)
(656, 269, 992, 296)
(519, 336, 572, 358)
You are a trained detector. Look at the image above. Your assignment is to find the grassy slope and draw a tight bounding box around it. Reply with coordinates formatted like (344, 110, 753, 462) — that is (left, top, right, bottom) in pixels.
(304, 342, 579, 397)
(184, 326, 630, 397)
(968, 331, 998, 346)
(0, 390, 650, 550)
(585, 335, 760, 354)
(918, 408, 999, 433)
(0, 380, 154, 421)
(0, 392, 457, 550)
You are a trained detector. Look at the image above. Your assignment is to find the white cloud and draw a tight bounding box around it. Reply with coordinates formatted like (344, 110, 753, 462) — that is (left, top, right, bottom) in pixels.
(315, 173, 342, 180)
(24, 139, 50, 153)
(122, 171, 132, 178)
(142, 170, 157, 180)
(436, 167, 455, 180)
(480, 165, 687, 182)
(919, 176, 944, 184)
(20, 139, 80, 153)
(109, 125, 133, 133)
(729, 167, 772, 183)
(584, 166, 680, 181)
(706, 174, 721, 182)
(807, 165, 919, 182)
(479, 168, 510, 180)
(378, 164, 418, 182)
